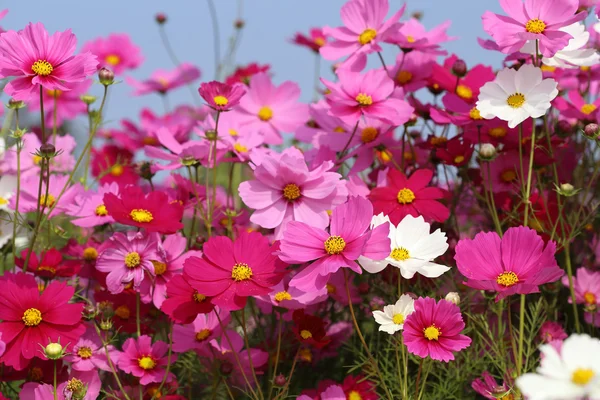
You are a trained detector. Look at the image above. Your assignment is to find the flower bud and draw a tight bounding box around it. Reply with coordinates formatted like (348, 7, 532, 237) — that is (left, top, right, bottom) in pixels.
(220, 361, 234, 376)
(478, 143, 497, 160)
(205, 129, 218, 141)
(44, 342, 65, 359)
(155, 13, 167, 24)
(584, 123, 599, 139)
(80, 94, 97, 105)
(274, 374, 286, 386)
(82, 304, 97, 320)
(135, 161, 155, 181)
(7, 99, 25, 109)
(451, 59, 468, 78)
(411, 11, 424, 20)
(98, 67, 114, 86)
(40, 143, 57, 158)
(99, 319, 113, 331)
(556, 120, 573, 137)
(556, 182, 579, 197)
(234, 19, 245, 29)
(11, 128, 26, 139)
(444, 292, 461, 305)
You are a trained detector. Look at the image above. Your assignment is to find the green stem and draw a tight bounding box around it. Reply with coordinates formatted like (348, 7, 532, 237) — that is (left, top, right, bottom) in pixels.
(523, 119, 536, 226)
(151, 322, 174, 399)
(267, 313, 283, 399)
(239, 309, 263, 399)
(11, 137, 22, 269)
(517, 294, 525, 375)
(39, 85, 46, 143)
(53, 360, 57, 400)
(564, 244, 581, 333)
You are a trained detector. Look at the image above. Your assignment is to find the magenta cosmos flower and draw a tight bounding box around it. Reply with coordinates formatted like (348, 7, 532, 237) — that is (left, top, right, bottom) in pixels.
(321, 68, 414, 126)
(118, 335, 177, 385)
(234, 72, 309, 144)
(127, 63, 201, 96)
(0, 22, 98, 101)
(95, 231, 161, 294)
(403, 297, 471, 362)
(198, 80, 246, 111)
(561, 267, 600, 309)
(81, 33, 143, 75)
(482, 0, 587, 58)
(171, 307, 230, 353)
(320, 0, 405, 71)
(280, 196, 391, 292)
(455, 226, 564, 301)
(239, 147, 347, 239)
(64, 327, 120, 372)
(161, 274, 215, 324)
(184, 231, 287, 311)
(369, 168, 449, 225)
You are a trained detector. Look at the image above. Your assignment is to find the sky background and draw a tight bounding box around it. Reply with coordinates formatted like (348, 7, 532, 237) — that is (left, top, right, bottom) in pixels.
(3, 0, 505, 131)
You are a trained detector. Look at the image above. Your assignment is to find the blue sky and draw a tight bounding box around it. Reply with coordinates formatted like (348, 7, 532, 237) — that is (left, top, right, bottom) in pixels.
(4, 0, 504, 128)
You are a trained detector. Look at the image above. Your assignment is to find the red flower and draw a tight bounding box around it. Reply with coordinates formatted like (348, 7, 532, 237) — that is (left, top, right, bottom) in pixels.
(94, 291, 152, 334)
(0, 273, 85, 370)
(291, 28, 328, 53)
(103, 186, 184, 234)
(224, 63, 270, 86)
(91, 145, 138, 187)
(342, 374, 378, 400)
(369, 168, 449, 224)
(436, 136, 474, 167)
(292, 310, 330, 349)
(16, 249, 81, 279)
(161, 274, 215, 324)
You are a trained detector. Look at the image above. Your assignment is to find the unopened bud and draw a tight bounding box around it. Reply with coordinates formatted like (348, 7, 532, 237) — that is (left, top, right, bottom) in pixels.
(274, 374, 286, 386)
(479, 143, 497, 160)
(411, 11, 424, 20)
(40, 143, 56, 158)
(99, 319, 113, 331)
(98, 67, 114, 86)
(220, 361, 234, 376)
(136, 161, 155, 181)
(80, 94, 97, 105)
(234, 19, 245, 29)
(64, 377, 87, 400)
(82, 304, 97, 320)
(11, 128, 26, 139)
(556, 120, 573, 137)
(44, 342, 65, 359)
(205, 129, 218, 141)
(7, 99, 25, 109)
(584, 123, 599, 139)
(451, 59, 468, 78)
(445, 292, 461, 305)
(155, 13, 167, 24)
(556, 182, 579, 197)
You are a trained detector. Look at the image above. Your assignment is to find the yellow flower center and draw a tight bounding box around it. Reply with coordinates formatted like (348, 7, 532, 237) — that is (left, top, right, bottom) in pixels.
(469, 107, 483, 120)
(114, 305, 130, 319)
(213, 95, 229, 106)
(65, 378, 84, 392)
(406, 35, 416, 43)
(581, 104, 597, 115)
(489, 126, 507, 138)
(82, 246, 98, 261)
(195, 329, 211, 341)
(228, 128, 239, 136)
(525, 18, 546, 34)
(392, 313, 405, 325)
(324, 235, 346, 255)
(151, 260, 167, 275)
(356, 93, 373, 106)
(234, 143, 248, 153)
(397, 188, 416, 204)
(0, 197, 7, 205)
(231, 263, 253, 281)
(138, 356, 156, 370)
(348, 391, 362, 400)
(501, 169, 517, 183)
(507, 93, 525, 108)
(497, 271, 519, 287)
(299, 348, 312, 362)
(300, 329, 313, 339)
(95, 204, 108, 216)
(358, 28, 377, 45)
(396, 70, 413, 84)
(314, 37, 326, 47)
(333, 126, 346, 133)
(105, 54, 121, 66)
(46, 89, 62, 97)
(32, 60, 53, 76)
(193, 292, 206, 302)
(258, 106, 273, 121)
(584, 291, 596, 305)
(22, 308, 43, 326)
(430, 136, 448, 146)
(110, 165, 124, 176)
(326, 284, 336, 294)
(454, 155, 465, 164)
(125, 251, 141, 268)
(581, 66, 591, 72)
(456, 85, 473, 100)
(282, 183, 301, 201)
(572, 368, 595, 385)
(423, 325, 441, 341)
(39, 194, 56, 208)
(77, 346, 93, 359)
(33, 155, 42, 165)
(274, 291, 292, 302)
(130, 209, 154, 223)
(390, 247, 410, 261)
(142, 137, 158, 145)
(540, 64, 556, 72)
(361, 126, 378, 143)
(38, 265, 56, 274)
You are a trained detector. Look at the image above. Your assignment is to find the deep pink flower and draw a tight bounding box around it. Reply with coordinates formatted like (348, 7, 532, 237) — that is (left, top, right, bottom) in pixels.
(118, 335, 177, 385)
(171, 308, 230, 353)
(21, 370, 101, 400)
(482, 0, 587, 57)
(234, 73, 309, 144)
(429, 55, 495, 105)
(320, 0, 405, 71)
(389, 18, 455, 54)
(321, 68, 414, 126)
(561, 267, 600, 308)
(81, 33, 143, 74)
(15, 174, 81, 217)
(184, 231, 287, 311)
(161, 274, 215, 324)
(90, 145, 138, 187)
(143, 127, 209, 171)
(127, 63, 201, 96)
(403, 297, 471, 362)
(389, 51, 435, 92)
(224, 62, 270, 86)
(554, 90, 600, 123)
(198, 80, 246, 111)
(64, 327, 120, 372)
(539, 321, 568, 343)
(471, 371, 511, 399)
(255, 276, 328, 313)
(238, 147, 347, 239)
(455, 226, 564, 301)
(280, 196, 391, 291)
(369, 168, 450, 224)
(291, 28, 329, 53)
(0, 22, 98, 101)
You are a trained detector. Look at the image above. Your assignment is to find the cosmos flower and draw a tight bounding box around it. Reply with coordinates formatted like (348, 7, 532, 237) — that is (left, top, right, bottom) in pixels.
(161, 274, 215, 324)
(198, 80, 246, 111)
(372, 294, 415, 334)
(65, 182, 119, 228)
(118, 335, 177, 385)
(127, 63, 201, 96)
(291, 28, 329, 53)
(64, 328, 120, 372)
(81, 33, 143, 74)
(171, 308, 230, 353)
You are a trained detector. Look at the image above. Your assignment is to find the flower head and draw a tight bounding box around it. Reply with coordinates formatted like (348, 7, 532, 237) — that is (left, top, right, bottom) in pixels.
(292, 310, 331, 348)
(127, 63, 200, 96)
(373, 294, 415, 334)
(291, 28, 328, 53)
(198, 81, 246, 111)
(81, 33, 143, 75)
(161, 274, 215, 324)
(118, 335, 177, 385)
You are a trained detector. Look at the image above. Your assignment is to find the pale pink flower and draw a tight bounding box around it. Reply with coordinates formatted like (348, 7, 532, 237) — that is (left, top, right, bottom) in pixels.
(127, 63, 201, 96)
(81, 33, 143, 75)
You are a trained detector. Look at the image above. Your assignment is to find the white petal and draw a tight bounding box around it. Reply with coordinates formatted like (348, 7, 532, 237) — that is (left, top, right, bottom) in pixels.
(516, 373, 585, 400)
(359, 256, 389, 273)
(414, 262, 451, 278)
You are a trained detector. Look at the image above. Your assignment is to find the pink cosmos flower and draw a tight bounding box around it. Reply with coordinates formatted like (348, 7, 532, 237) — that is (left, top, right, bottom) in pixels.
(224, 130, 265, 162)
(389, 51, 435, 92)
(539, 321, 568, 343)
(21, 370, 101, 400)
(81, 33, 143, 75)
(64, 327, 120, 372)
(280, 196, 391, 292)
(127, 63, 201, 96)
(321, 68, 414, 126)
(554, 90, 600, 123)
(118, 335, 177, 385)
(95, 231, 161, 294)
(291, 28, 329, 53)
(255, 276, 328, 314)
(471, 371, 512, 399)
(455, 226, 564, 301)
(27, 80, 92, 127)
(144, 127, 209, 171)
(298, 385, 346, 400)
(561, 267, 600, 309)
(369, 168, 450, 225)
(234, 72, 309, 144)
(90, 145, 138, 187)
(172, 308, 230, 353)
(294, 100, 352, 144)
(184, 231, 287, 311)
(15, 174, 81, 217)
(320, 0, 405, 71)
(65, 182, 119, 228)
(482, 0, 587, 58)
(161, 274, 215, 324)
(389, 19, 455, 54)
(238, 147, 347, 239)
(0, 22, 98, 101)
(403, 297, 471, 362)
(198, 81, 246, 111)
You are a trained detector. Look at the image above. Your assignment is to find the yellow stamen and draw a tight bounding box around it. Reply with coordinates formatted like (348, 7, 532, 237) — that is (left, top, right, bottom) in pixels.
(138, 356, 156, 370)
(572, 368, 595, 385)
(110, 165, 124, 176)
(105, 54, 121, 66)
(258, 106, 273, 121)
(489, 127, 507, 138)
(234, 143, 248, 153)
(454, 155, 465, 164)
(115, 305, 130, 319)
(282, 183, 301, 201)
(213, 95, 229, 106)
(130, 209, 153, 223)
(95, 204, 108, 216)
(423, 325, 441, 341)
(151, 260, 167, 275)
(581, 104, 597, 115)
(324, 235, 346, 255)
(397, 188, 415, 204)
(406, 35, 416, 43)
(32, 60, 53, 76)
(193, 292, 206, 302)
(83, 247, 98, 261)
(300, 329, 313, 339)
(360, 126, 378, 143)
(124, 252, 141, 268)
(195, 329, 211, 341)
(507, 93, 525, 108)
(22, 308, 43, 326)
(77, 346, 93, 359)
(392, 313, 404, 325)
(497, 271, 519, 287)
(584, 291, 596, 305)
(525, 19, 546, 34)
(390, 247, 410, 261)
(356, 93, 373, 106)
(231, 263, 253, 281)
(39, 194, 56, 208)
(396, 70, 413, 85)
(469, 107, 483, 120)
(501, 169, 517, 183)
(456, 85, 473, 100)
(358, 28, 377, 45)
(274, 291, 292, 302)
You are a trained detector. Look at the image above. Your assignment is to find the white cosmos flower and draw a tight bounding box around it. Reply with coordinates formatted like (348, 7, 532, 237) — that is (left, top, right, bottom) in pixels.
(372, 294, 415, 334)
(0, 174, 17, 212)
(516, 334, 600, 400)
(521, 23, 600, 68)
(477, 64, 558, 129)
(359, 213, 449, 279)
(0, 213, 28, 250)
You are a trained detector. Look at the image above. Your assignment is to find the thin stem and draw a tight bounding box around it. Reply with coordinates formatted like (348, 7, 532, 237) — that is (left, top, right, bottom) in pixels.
(377, 52, 389, 74)
(273, 348, 300, 400)
(523, 119, 536, 226)
(136, 292, 141, 338)
(517, 294, 525, 375)
(337, 121, 360, 162)
(95, 325, 131, 400)
(240, 309, 263, 399)
(564, 244, 581, 333)
(207, 0, 221, 80)
(52, 91, 58, 145)
(151, 322, 174, 399)
(267, 314, 284, 399)
(53, 360, 57, 400)
(11, 137, 22, 269)
(39, 85, 46, 143)
(23, 158, 48, 270)
(415, 358, 424, 399)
